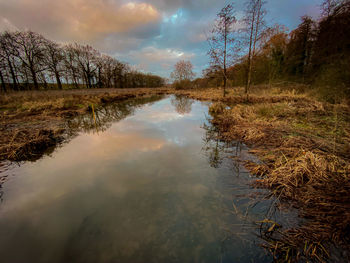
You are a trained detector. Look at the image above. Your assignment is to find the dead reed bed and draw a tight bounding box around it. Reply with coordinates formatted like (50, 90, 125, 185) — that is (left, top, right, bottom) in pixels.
(1, 86, 349, 261)
(0, 88, 169, 164)
(175, 86, 350, 262)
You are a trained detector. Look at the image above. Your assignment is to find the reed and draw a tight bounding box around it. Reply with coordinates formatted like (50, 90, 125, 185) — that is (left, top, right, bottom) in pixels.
(172, 85, 350, 261)
(0, 88, 170, 163)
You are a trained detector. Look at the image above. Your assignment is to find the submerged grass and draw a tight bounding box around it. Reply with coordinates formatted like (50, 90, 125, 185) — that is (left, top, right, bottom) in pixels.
(174, 85, 350, 262)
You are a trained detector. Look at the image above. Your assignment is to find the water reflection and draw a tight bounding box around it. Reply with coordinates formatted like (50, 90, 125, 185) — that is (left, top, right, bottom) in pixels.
(202, 122, 224, 168)
(202, 121, 248, 174)
(0, 95, 289, 263)
(202, 108, 301, 263)
(65, 95, 165, 134)
(170, 95, 194, 115)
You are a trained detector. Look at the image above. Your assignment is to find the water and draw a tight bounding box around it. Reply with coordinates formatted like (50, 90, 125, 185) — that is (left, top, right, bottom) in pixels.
(0, 95, 285, 263)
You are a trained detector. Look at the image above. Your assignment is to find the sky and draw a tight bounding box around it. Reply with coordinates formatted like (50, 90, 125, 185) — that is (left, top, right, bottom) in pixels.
(0, 0, 324, 79)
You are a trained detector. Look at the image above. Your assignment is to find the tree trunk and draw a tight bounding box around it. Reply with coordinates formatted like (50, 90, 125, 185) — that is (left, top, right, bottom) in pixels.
(98, 68, 103, 88)
(246, 2, 257, 95)
(7, 59, 18, 91)
(223, 70, 227, 97)
(223, 20, 227, 97)
(83, 73, 89, 89)
(87, 74, 92, 89)
(30, 67, 39, 90)
(23, 69, 29, 90)
(55, 70, 62, 89)
(0, 70, 6, 93)
(72, 71, 79, 89)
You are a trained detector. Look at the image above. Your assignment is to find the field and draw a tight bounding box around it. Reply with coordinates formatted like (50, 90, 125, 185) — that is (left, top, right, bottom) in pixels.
(1, 85, 349, 261)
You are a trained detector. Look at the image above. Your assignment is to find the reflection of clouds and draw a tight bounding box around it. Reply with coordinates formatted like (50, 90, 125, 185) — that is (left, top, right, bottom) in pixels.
(0, 98, 208, 215)
(1, 97, 209, 212)
(139, 111, 185, 122)
(0, 96, 272, 262)
(0, 129, 167, 213)
(133, 102, 186, 123)
(86, 131, 165, 158)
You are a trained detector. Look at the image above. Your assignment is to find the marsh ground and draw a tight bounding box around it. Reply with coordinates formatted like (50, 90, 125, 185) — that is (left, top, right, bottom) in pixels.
(172, 86, 350, 262)
(0, 85, 349, 262)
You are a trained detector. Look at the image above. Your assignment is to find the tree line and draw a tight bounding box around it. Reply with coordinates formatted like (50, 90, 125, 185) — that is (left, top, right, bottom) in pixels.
(195, 0, 350, 100)
(0, 31, 164, 92)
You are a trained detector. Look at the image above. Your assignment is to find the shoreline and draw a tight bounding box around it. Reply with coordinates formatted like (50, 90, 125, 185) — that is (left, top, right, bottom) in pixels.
(173, 87, 350, 262)
(0, 88, 169, 163)
(1, 86, 349, 262)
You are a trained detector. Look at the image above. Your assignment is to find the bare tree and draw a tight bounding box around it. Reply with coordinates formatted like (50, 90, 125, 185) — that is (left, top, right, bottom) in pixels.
(95, 55, 108, 88)
(0, 29, 164, 91)
(0, 57, 6, 92)
(72, 44, 99, 89)
(244, 0, 266, 95)
(320, 0, 348, 17)
(44, 39, 64, 89)
(63, 44, 80, 88)
(95, 55, 123, 89)
(113, 61, 128, 89)
(171, 60, 195, 82)
(208, 4, 237, 97)
(0, 32, 20, 90)
(11, 31, 47, 90)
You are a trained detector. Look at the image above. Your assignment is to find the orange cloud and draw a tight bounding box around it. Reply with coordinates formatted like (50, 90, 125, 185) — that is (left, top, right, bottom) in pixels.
(0, 0, 161, 41)
(69, 1, 161, 39)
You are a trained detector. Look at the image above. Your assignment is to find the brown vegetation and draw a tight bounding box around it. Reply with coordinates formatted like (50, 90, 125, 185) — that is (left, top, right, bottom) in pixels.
(173, 85, 350, 262)
(1, 84, 349, 262)
(0, 88, 169, 163)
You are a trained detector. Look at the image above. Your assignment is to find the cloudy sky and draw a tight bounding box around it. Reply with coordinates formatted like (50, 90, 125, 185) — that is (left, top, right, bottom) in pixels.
(0, 0, 323, 78)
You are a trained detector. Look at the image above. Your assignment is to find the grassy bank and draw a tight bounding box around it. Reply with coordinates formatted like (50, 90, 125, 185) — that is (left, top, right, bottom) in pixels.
(1, 85, 349, 261)
(174, 86, 350, 262)
(0, 88, 169, 163)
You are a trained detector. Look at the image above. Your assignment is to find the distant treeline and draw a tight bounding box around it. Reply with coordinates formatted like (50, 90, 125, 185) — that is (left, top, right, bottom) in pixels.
(198, 0, 350, 101)
(0, 31, 164, 92)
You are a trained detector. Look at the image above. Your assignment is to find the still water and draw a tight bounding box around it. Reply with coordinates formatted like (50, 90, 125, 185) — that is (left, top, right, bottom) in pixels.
(0, 95, 282, 263)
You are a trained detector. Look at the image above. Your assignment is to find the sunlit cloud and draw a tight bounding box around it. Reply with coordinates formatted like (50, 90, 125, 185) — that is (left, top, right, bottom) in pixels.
(0, 0, 324, 78)
(131, 46, 194, 61)
(116, 46, 196, 76)
(0, 0, 161, 41)
(0, 17, 18, 32)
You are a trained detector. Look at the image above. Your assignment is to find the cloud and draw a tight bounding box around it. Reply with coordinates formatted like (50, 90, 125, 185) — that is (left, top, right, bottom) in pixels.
(0, 0, 324, 78)
(0, 17, 18, 32)
(117, 46, 196, 76)
(0, 0, 161, 42)
(131, 46, 195, 61)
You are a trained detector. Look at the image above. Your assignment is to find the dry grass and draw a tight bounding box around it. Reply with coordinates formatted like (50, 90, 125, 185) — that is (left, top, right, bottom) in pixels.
(0, 88, 169, 163)
(174, 85, 350, 262)
(1, 85, 349, 261)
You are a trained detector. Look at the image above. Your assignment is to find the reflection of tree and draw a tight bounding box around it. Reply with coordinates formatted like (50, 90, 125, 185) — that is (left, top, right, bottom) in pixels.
(65, 95, 164, 135)
(202, 118, 309, 262)
(170, 95, 193, 115)
(202, 119, 244, 173)
(202, 123, 224, 168)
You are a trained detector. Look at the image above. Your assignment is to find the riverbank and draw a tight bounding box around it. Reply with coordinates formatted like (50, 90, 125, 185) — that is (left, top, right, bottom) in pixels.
(1, 86, 349, 261)
(173, 86, 350, 262)
(0, 88, 168, 163)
